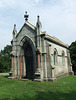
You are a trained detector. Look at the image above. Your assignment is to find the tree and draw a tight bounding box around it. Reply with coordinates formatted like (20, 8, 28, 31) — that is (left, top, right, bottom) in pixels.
(69, 41, 76, 74)
(0, 45, 12, 73)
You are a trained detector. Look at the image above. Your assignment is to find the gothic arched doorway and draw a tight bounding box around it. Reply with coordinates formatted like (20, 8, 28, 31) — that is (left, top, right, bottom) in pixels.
(23, 41, 35, 80)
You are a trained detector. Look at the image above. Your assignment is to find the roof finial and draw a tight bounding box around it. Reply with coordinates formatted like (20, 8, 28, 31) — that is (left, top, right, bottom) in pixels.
(13, 24, 17, 34)
(14, 24, 16, 31)
(37, 15, 40, 22)
(24, 11, 29, 22)
(36, 15, 42, 28)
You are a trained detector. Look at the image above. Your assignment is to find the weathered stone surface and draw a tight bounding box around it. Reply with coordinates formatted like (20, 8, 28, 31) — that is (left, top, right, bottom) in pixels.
(10, 14, 73, 81)
(0, 73, 9, 76)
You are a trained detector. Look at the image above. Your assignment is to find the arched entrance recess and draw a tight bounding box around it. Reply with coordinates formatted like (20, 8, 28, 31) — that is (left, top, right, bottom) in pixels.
(20, 36, 37, 80)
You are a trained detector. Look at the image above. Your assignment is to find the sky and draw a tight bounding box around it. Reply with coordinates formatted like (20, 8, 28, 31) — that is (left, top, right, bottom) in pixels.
(0, 0, 76, 50)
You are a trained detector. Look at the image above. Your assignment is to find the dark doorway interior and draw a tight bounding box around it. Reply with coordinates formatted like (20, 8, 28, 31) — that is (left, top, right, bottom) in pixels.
(24, 41, 34, 80)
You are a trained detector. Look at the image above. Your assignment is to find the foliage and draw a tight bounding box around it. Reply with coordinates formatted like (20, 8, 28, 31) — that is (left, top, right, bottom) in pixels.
(0, 45, 12, 73)
(69, 41, 76, 74)
(0, 76, 76, 100)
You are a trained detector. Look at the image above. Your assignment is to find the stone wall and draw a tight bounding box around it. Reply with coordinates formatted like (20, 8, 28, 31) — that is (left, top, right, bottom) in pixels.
(0, 73, 9, 76)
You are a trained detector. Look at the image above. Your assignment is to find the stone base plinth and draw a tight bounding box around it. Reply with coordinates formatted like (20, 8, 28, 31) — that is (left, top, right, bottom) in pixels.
(69, 71, 74, 75)
(34, 79, 42, 82)
(8, 77, 15, 79)
(43, 78, 57, 82)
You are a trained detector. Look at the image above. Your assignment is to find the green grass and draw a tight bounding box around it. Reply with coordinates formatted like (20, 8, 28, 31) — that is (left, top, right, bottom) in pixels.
(0, 76, 76, 100)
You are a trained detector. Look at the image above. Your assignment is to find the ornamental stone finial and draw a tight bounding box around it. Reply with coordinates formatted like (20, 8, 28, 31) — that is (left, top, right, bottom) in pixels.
(13, 24, 17, 36)
(36, 15, 42, 29)
(37, 15, 40, 22)
(24, 11, 29, 22)
(14, 24, 16, 31)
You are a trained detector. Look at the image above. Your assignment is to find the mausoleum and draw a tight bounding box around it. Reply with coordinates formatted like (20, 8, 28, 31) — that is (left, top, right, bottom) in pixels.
(10, 12, 73, 81)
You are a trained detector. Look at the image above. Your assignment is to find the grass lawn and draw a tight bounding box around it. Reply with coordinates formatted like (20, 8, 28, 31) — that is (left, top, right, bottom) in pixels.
(0, 76, 76, 100)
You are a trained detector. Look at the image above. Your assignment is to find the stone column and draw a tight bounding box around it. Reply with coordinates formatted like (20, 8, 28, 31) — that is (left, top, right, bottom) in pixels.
(19, 56, 21, 77)
(11, 56, 14, 68)
(9, 56, 14, 78)
(67, 50, 74, 75)
(37, 53, 40, 68)
(44, 54, 47, 79)
(22, 56, 24, 77)
(34, 51, 41, 81)
(52, 68, 55, 78)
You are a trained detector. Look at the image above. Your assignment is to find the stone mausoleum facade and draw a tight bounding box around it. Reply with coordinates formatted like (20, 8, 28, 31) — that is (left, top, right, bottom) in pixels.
(10, 12, 73, 81)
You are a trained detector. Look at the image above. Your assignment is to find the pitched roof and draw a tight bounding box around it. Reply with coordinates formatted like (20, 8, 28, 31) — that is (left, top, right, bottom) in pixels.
(45, 34, 68, 48)
(16, 21, 68, 48)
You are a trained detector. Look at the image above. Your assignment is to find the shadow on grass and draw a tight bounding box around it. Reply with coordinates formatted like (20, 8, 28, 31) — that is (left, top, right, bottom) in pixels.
(1, 90, 76, 100)
(1, 76, 76, 100)
(4, 75, 9, 78)
(35, 91, 76, 100)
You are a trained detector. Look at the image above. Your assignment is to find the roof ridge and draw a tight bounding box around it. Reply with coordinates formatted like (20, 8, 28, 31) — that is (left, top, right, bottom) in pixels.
(26, 21, 35, 29)
(45, 34, 68, 48)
